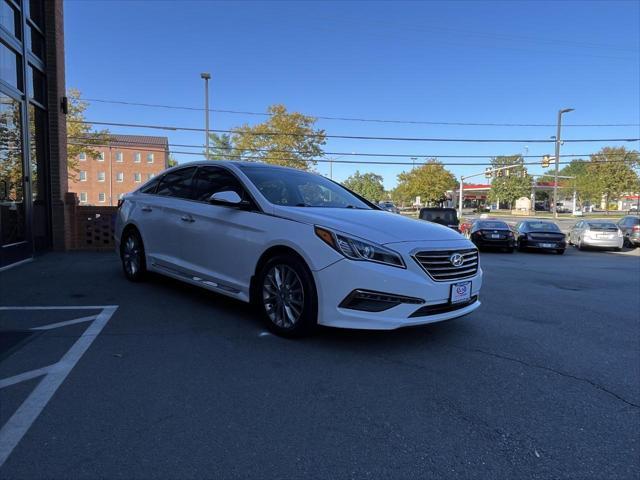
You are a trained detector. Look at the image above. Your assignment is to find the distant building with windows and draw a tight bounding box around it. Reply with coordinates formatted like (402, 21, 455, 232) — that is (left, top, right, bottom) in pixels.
(68, 135, 169, 206)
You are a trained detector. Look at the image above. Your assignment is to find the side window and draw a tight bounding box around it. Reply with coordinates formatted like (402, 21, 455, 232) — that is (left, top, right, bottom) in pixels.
(191, 167, 246, 202)
(140, 176, 161, 194)
(156, 167, 196, 199)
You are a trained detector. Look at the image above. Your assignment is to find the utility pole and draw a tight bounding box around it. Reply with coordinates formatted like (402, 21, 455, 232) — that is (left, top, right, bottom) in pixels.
(553, 108, 574, 218)
(201, 72, 211, 159)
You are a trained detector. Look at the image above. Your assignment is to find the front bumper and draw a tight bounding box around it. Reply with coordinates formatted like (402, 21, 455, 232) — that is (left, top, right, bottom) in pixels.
(313, 246, 483, 330)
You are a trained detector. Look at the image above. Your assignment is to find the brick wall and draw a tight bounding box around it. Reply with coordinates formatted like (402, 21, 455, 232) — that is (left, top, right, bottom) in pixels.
(65, 192, 117, 251)
(44, 0, 68, 251)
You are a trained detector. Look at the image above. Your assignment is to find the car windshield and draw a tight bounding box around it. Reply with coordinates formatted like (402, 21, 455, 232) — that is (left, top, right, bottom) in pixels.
(526, 222, 560, 232)
(477, 221, 509, 229)
(239, 165, 371, 209)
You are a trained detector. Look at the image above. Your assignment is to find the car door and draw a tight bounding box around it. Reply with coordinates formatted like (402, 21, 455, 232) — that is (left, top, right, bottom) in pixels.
(175, 166, 272, 299)
(143, 166, 197, 272)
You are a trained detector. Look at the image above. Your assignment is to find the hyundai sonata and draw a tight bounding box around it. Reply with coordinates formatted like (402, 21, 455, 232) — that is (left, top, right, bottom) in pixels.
(115, 161, 482, 336)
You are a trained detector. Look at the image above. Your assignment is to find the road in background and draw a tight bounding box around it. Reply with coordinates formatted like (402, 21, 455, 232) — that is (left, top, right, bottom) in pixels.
(1, 250, 639, 479)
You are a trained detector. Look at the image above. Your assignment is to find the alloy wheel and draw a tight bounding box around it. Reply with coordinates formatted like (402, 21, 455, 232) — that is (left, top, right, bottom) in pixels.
(262, 264, 305, 329)
(123, 235, 141, 276)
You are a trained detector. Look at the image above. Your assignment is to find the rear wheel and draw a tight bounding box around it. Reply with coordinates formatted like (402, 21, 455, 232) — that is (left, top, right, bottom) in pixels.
(555, 249, 565, 255)
(507, 247, 515, 253)
(257, 255, 317, 337)
(577, 237, 584, 251)
(120, 228, 147, 281)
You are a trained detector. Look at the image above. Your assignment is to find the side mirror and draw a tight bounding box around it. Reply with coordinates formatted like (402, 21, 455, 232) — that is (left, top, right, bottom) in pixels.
(209, 190, 242, 206)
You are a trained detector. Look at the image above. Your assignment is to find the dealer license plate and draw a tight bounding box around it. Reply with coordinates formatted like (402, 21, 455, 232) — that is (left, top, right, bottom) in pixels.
(540, 243, 555, 248)
(491, 234, 500, 239)
(450, 281, 472, 304)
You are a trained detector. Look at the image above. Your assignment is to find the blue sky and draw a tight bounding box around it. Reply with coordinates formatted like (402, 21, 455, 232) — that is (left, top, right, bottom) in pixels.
(64, 0, 640, 188)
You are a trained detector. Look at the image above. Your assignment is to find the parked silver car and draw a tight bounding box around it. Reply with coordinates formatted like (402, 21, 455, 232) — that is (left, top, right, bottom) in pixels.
(568, 220, 623, 250)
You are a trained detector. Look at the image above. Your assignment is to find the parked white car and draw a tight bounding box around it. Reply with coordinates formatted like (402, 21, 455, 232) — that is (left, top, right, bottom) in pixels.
(568, 220, 624, 250)
(115, 161, 482, 336)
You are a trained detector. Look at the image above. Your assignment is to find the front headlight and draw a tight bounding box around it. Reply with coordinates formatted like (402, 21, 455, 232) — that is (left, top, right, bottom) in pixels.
(315, 226, 405, 268)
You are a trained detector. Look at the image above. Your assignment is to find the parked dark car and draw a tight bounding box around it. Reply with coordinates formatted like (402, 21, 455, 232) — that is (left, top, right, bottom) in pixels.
(617, 215, 640, 247)
(469, 220, 515, 252)
(419, 207, 459, 231)
(515, 220, 566, 254)
(378, 201, 400, 214)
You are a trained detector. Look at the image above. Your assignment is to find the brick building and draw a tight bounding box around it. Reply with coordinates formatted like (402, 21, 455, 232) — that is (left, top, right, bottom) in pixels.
(68, 135, 169, 206)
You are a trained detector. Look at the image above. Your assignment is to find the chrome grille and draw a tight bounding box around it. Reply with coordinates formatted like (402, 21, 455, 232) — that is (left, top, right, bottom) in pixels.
(413, 249, 479, 281)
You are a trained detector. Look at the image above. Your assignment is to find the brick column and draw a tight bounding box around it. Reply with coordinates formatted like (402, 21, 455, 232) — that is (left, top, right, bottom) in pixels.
(44, 0, 68, 250)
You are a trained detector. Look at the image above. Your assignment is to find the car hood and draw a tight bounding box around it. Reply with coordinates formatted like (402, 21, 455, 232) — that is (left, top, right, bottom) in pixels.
(273, 206, 464, 244)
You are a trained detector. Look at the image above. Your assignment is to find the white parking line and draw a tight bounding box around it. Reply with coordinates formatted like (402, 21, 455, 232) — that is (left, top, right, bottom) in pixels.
(30, 315, 97, 331)
(0, 305, 118, 468)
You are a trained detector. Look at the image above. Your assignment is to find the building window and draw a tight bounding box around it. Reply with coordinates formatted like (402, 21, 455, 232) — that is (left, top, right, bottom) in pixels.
(146, 153, 154, 163)
(0, 1, 21, 40)
(97, 172, 105, 182)
(116, 172, 124, 182)
(97, 152, 105, 162)
(134, 152, 141, 163)
(79, 192, 88, 203)
(134, 172, 142, 183)
(0, 40, 22, 90)
(78, 152, 86, 161)
(115, 151, 123, 162)
(79, 171, 87, 182)
(98, 192, 106, 203)
(146, 173, 155, 180)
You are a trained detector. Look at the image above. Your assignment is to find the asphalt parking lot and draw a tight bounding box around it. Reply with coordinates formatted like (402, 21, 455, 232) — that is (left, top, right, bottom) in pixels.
(1, 248, 639, 479)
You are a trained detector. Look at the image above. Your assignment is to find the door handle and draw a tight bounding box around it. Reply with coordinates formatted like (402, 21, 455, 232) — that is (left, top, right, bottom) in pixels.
(141, 206, 152, 212)
(180, 215, 195, 223)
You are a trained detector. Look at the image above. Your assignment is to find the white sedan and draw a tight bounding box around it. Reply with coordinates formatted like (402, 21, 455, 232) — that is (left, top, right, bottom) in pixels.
(115, 161, 482, 336)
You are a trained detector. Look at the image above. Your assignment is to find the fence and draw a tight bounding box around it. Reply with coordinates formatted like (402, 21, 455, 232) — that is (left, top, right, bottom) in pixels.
(65, 193, 117, 251)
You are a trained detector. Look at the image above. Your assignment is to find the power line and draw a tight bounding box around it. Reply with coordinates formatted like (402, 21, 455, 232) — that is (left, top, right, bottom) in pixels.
(80, 97, 640, 128)
(68, 141, 637, 167)
(65, 135, 603, 159)
(69, 120, 640, 143)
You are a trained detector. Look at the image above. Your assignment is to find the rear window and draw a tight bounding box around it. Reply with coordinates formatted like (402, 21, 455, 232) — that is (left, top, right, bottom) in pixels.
(477, 221, 509, 230)
(526, 222, 560, 232)
(420, 209, 458, 222)
(588, 222, 618, 231)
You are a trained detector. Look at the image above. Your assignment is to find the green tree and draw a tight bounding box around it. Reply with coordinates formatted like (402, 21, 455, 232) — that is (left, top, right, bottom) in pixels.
(394, 160, 457, 205)
(342, 171, 385, 203)
(167, 155, 178, 167)
(231, 104, 326, 170)
(65, 88, 109, 176)
(487, 155, 532, 208)
(582, 147, 640, 212)
(205, 133, 236, 160)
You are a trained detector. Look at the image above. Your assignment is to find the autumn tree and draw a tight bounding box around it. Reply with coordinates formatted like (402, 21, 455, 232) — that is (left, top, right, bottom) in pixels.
(582, 147, 640, 212)
(66, 88, 109, 176)
(342, 171, 385, 203)
(231, 104, 326, 170)
(394, 160, 457, 205)
(487, 155, 531, 208)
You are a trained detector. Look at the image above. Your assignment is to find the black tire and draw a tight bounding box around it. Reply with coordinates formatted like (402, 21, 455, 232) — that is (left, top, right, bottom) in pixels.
(517, 242, 526, 252)
(120, 228, 147, 282)
(556, 249, 565, 255)
(623, 237, 631, 248)
(577, 238, 584, 251)
(507, 247, 515, 253)
(256, 254, 318, 337)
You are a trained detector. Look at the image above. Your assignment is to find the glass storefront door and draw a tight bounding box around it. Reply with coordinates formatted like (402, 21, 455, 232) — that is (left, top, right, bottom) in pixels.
(0, 90, 32, 266)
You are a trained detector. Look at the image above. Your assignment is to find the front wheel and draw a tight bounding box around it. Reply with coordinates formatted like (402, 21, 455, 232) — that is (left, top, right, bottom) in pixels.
(555, 249, 565, 255)
(121, 228, 147, 281)
(257, 255, 318, 337)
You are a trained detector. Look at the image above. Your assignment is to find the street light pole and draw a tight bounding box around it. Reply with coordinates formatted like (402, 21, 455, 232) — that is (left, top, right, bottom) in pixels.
(201, 72, 211, 159)
(553, 108, 574, 218)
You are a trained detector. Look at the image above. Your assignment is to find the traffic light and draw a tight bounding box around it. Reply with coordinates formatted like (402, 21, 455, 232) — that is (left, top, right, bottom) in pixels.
(542, 155, 551, 168)
(484, 168, 492, 179)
